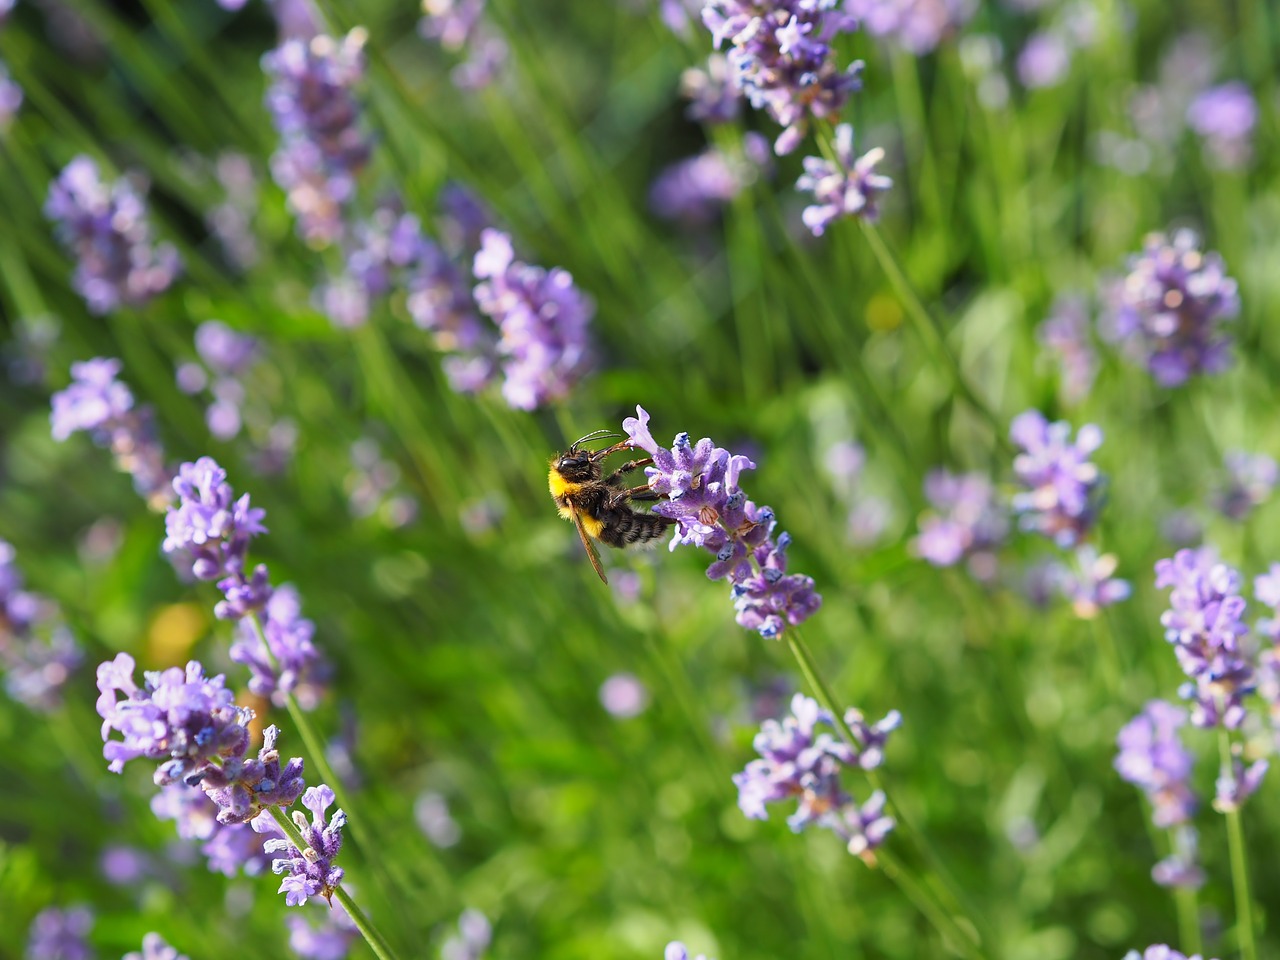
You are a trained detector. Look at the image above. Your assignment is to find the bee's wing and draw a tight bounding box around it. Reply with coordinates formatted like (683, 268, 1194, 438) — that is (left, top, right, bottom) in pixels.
(568, 501, 608, 584)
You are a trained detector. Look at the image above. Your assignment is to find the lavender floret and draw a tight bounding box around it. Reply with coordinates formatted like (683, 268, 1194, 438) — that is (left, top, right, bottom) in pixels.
(1103, 229, 1240, 387)
(796, 124, 892, 235)
(1055, 545, 1131, 619)
(1213, 757, 1268, 812)
(1124, 948, 1219, 960)
(253, 783, 347, 906)
(44, 155, 180, 314)
(1037, 293, 1097, 405)
(26, 906, 94, 960)
(441, 909, 492, 960)
(1009, 410, 1103, 548)
(845, 0, 975, 54)
(198, 723, 306, 824)
(912, 469, 1007, 571)
(229, 584, 329, 708)
(286, 902, 359, 960)
(123, 933, 189, 960)
(1115, 700, 1197, 827)
(1212, 451, 1277, 522)
(1187, 82, 1256, 170)
(163, 457, 267, 581)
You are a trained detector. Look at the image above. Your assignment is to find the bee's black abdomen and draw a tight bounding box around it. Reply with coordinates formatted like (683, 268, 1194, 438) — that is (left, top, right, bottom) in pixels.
(597, 508, 673, 548)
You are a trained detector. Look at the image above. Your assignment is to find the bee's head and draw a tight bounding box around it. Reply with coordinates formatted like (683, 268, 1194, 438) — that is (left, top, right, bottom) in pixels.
(554, 450, 600, 482)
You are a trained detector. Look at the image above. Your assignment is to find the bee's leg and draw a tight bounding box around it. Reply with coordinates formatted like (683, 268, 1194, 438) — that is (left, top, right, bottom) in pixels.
(603, 458, 653, 486)
(608, 482, 665, 506)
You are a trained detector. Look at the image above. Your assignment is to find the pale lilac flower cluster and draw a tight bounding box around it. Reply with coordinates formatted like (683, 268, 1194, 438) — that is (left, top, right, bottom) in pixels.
(1124, 948, 1219, 960)
(1010, 410, 1102, 548)
(1187, 82, 1257, 170)
(624, 406, 820, 638)
(263, 31, 371, 247)
(912, 469, 1007, 577)
(666, 944, 713, 960)
(1037, 294, 1097, 405)
(1214, 756, 1268, 812)
(287, 902, 358, 960)
(1016, 31, 1070, 89)
(319, 200, 425, 328)
(796, 123, 892, 236)
(846, 0, 975, 54)
(1151, 826, 1204, 890)
(346, 438, 419, 528)
(0, 539, 82, 711)
(0, 61, 21, 129)
(650, 134, 771, 224)
(419, 0, 508, 90)
(163, 457, 329, 707)
(415, 790, 462, 847)
(123, 934, 189, 960)
(50, 357, 171, 506)
(680, 54, 741, 124)
(441, 909, 492, 960)
(1050, 545, 1131, 619)
(26, 905, 94, 960)
(473, 229, 595, 410)
(1155, 548, 1255, 729)
(1104, 229, 1240, 388)
(151, 782, 271, 877)
(1211, 451, 1277, 522)
(175, 321, 259, 440)
(700, 0, 862, 155)
(207, 151, 260, 270)
(733, 693, 898, 861)
(1115, 700, 1197, 829)
(252, 783, 347, 906)
(44, 155, 180, 314)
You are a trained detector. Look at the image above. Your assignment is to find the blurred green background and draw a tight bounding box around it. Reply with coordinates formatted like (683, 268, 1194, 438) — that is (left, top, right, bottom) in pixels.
(2, 0, 1280, 958)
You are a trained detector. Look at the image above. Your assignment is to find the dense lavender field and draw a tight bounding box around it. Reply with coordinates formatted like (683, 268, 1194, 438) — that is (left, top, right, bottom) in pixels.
(2, 1, 1279, 958)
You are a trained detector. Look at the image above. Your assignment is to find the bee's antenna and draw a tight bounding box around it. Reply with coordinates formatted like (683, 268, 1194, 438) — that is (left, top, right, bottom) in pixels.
(569, 429, 621, 452)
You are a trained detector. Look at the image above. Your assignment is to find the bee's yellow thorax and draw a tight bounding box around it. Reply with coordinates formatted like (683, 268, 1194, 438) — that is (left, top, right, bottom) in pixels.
(548, 468, 582, 500)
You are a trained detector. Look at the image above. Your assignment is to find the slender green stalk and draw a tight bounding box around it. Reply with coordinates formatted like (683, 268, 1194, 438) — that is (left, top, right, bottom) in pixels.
(1173, 883, 1202, 959)
(859, 222, 1005, 447)
(784, 627, 993, 959)
(267, 806, 402, 960)
(1218, 729, 1258, 960)
(878, 848, 984, 960)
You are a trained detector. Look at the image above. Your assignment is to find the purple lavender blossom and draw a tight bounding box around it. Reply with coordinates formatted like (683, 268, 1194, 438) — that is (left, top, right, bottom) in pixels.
(1155, 548, 1255, 728)
(680, 54, 740, 124)
(441, 909, 492, 960)
(263, 31, 370, 246)
(831, 789, 896, 863)
(253, 783, 347, 906)
(319, 200, 425, 328)
(1055, 545, 1131, 619)
(100, 845, 149, 886)
(26, 906, 94, 960)
(649, 146, 760, 224)
(95, 653, 252, 783)
(1187, 82, 1257, 170)
(845, 0, 976, 55)
(1103, 230, 1240, 388)
(44, 156, 181, 314)
(286, 902, 359, 960)
(0, 539, 82, 711)
(198, 723, 307, 824)
(163, 457, 267, 582)
(1212, 451, 1277, 522)
(1214, 756, 1268, 812)
(230, 584, 330, 708)
(153, 784, 272, 876)
(0, 63, 22, 129)
(1009, 410, 1103, 548)
(912, 469, 1007, 572)
(665, 944, 713, 960)
(1016, 31, 1071, 89)
(196, 320, 258, 377)
(1152, 826, 1204, 889)
(419, 0, 484, 50)
(623, 405, 819, 638)
(796, 124, 892, 236)
(1124, 948, 1220, 960)
(1115, 700, 1197, 827)
(415, 790, 462, 847)
(123, 934, 189, 960)
(472, 229, 594, 411)
(701, 0, 862, 154)
(1037, 294, 1097, 405)
(600, 672, 649, 718)
(419, 0, 508, 90)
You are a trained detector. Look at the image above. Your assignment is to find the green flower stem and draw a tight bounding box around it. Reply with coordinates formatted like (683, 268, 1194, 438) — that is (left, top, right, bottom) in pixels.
(1172, 878, 1203, 960)
(784, 626, 993, 959)
(1218, 729, 1258, 960)
(877, 847, 984, 960)
(859, 222, 1005, 448)
(267, 806, 402, 960)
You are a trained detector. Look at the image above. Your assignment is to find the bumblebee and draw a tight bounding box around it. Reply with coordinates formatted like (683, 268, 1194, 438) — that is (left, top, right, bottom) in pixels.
(549, 429, 673, 584)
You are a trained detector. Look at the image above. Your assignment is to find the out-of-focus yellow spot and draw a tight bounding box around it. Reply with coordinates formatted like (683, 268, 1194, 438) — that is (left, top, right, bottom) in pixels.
(240, 693, 270, 740)
(147, 603, 206, 663)
(866, 293, 903, 332)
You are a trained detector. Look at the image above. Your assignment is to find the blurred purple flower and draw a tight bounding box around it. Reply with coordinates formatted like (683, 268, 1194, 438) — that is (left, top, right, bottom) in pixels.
(1152, 826, 1204, 890)
(0, 63, 22, 128)
(230, 584, 330, 708)
(207, 151, 260, 270)
(1037, 294, 1097, 404)
(1124, 946, 1220, 960)
(196, 320, 258, 376)
(1115, 700, 1197, 828)
(1212, 451, 1277, 522)
(442, 909, 491, 960)
(0, 538, 82, 711)
(1017, 31, 1070, 89)
(152, 784, 271, 875)
(263, 31, 370, 246)
(100, 845, 149, 886)
(797, 124, 891, 236)
(600, 672, 649, 718)
(912, 469, 1007, 572)
(414, 790, 461, 847)
(420, 0, 508, 90)
(123, 934, 188, 960)
(253, 783, 347, 906)
(44, 156, 180, 314)
(1187, 82, 1256, 170)
(26, 906, 94, 960)
(286, 901, 359, 960)
(701, 0, 862, 154)
(1155, 547, 1254, 729)
(650, 138, 769, 223)
(1055, 545, 1131, 619)
(472, 229, 595, 410)
(1214, 756, 1268, 812)
(1103, 229, 1239, 388)
(665, 945, 713, 960)
(845, 0, 975, 55)
(1009, 410, 1103, 548)
(681, 54, 741, 124)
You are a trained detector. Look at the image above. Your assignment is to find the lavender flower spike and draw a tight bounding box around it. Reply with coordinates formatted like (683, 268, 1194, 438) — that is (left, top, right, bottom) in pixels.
(1114, 700, 1197, 827)
(253, 783, 347, 906)
(1124, 948, 1220, 960)
(44, 155, 181, 314)
(124, 933, 190, 960)
(797, 124, 892, 236)
(163, 457, 267, 581)
(26, 906, 94, 960)
(1009, 410, 1104, 548)
(1104, 229, 1240, 387)
(666, 944, 714, 960)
